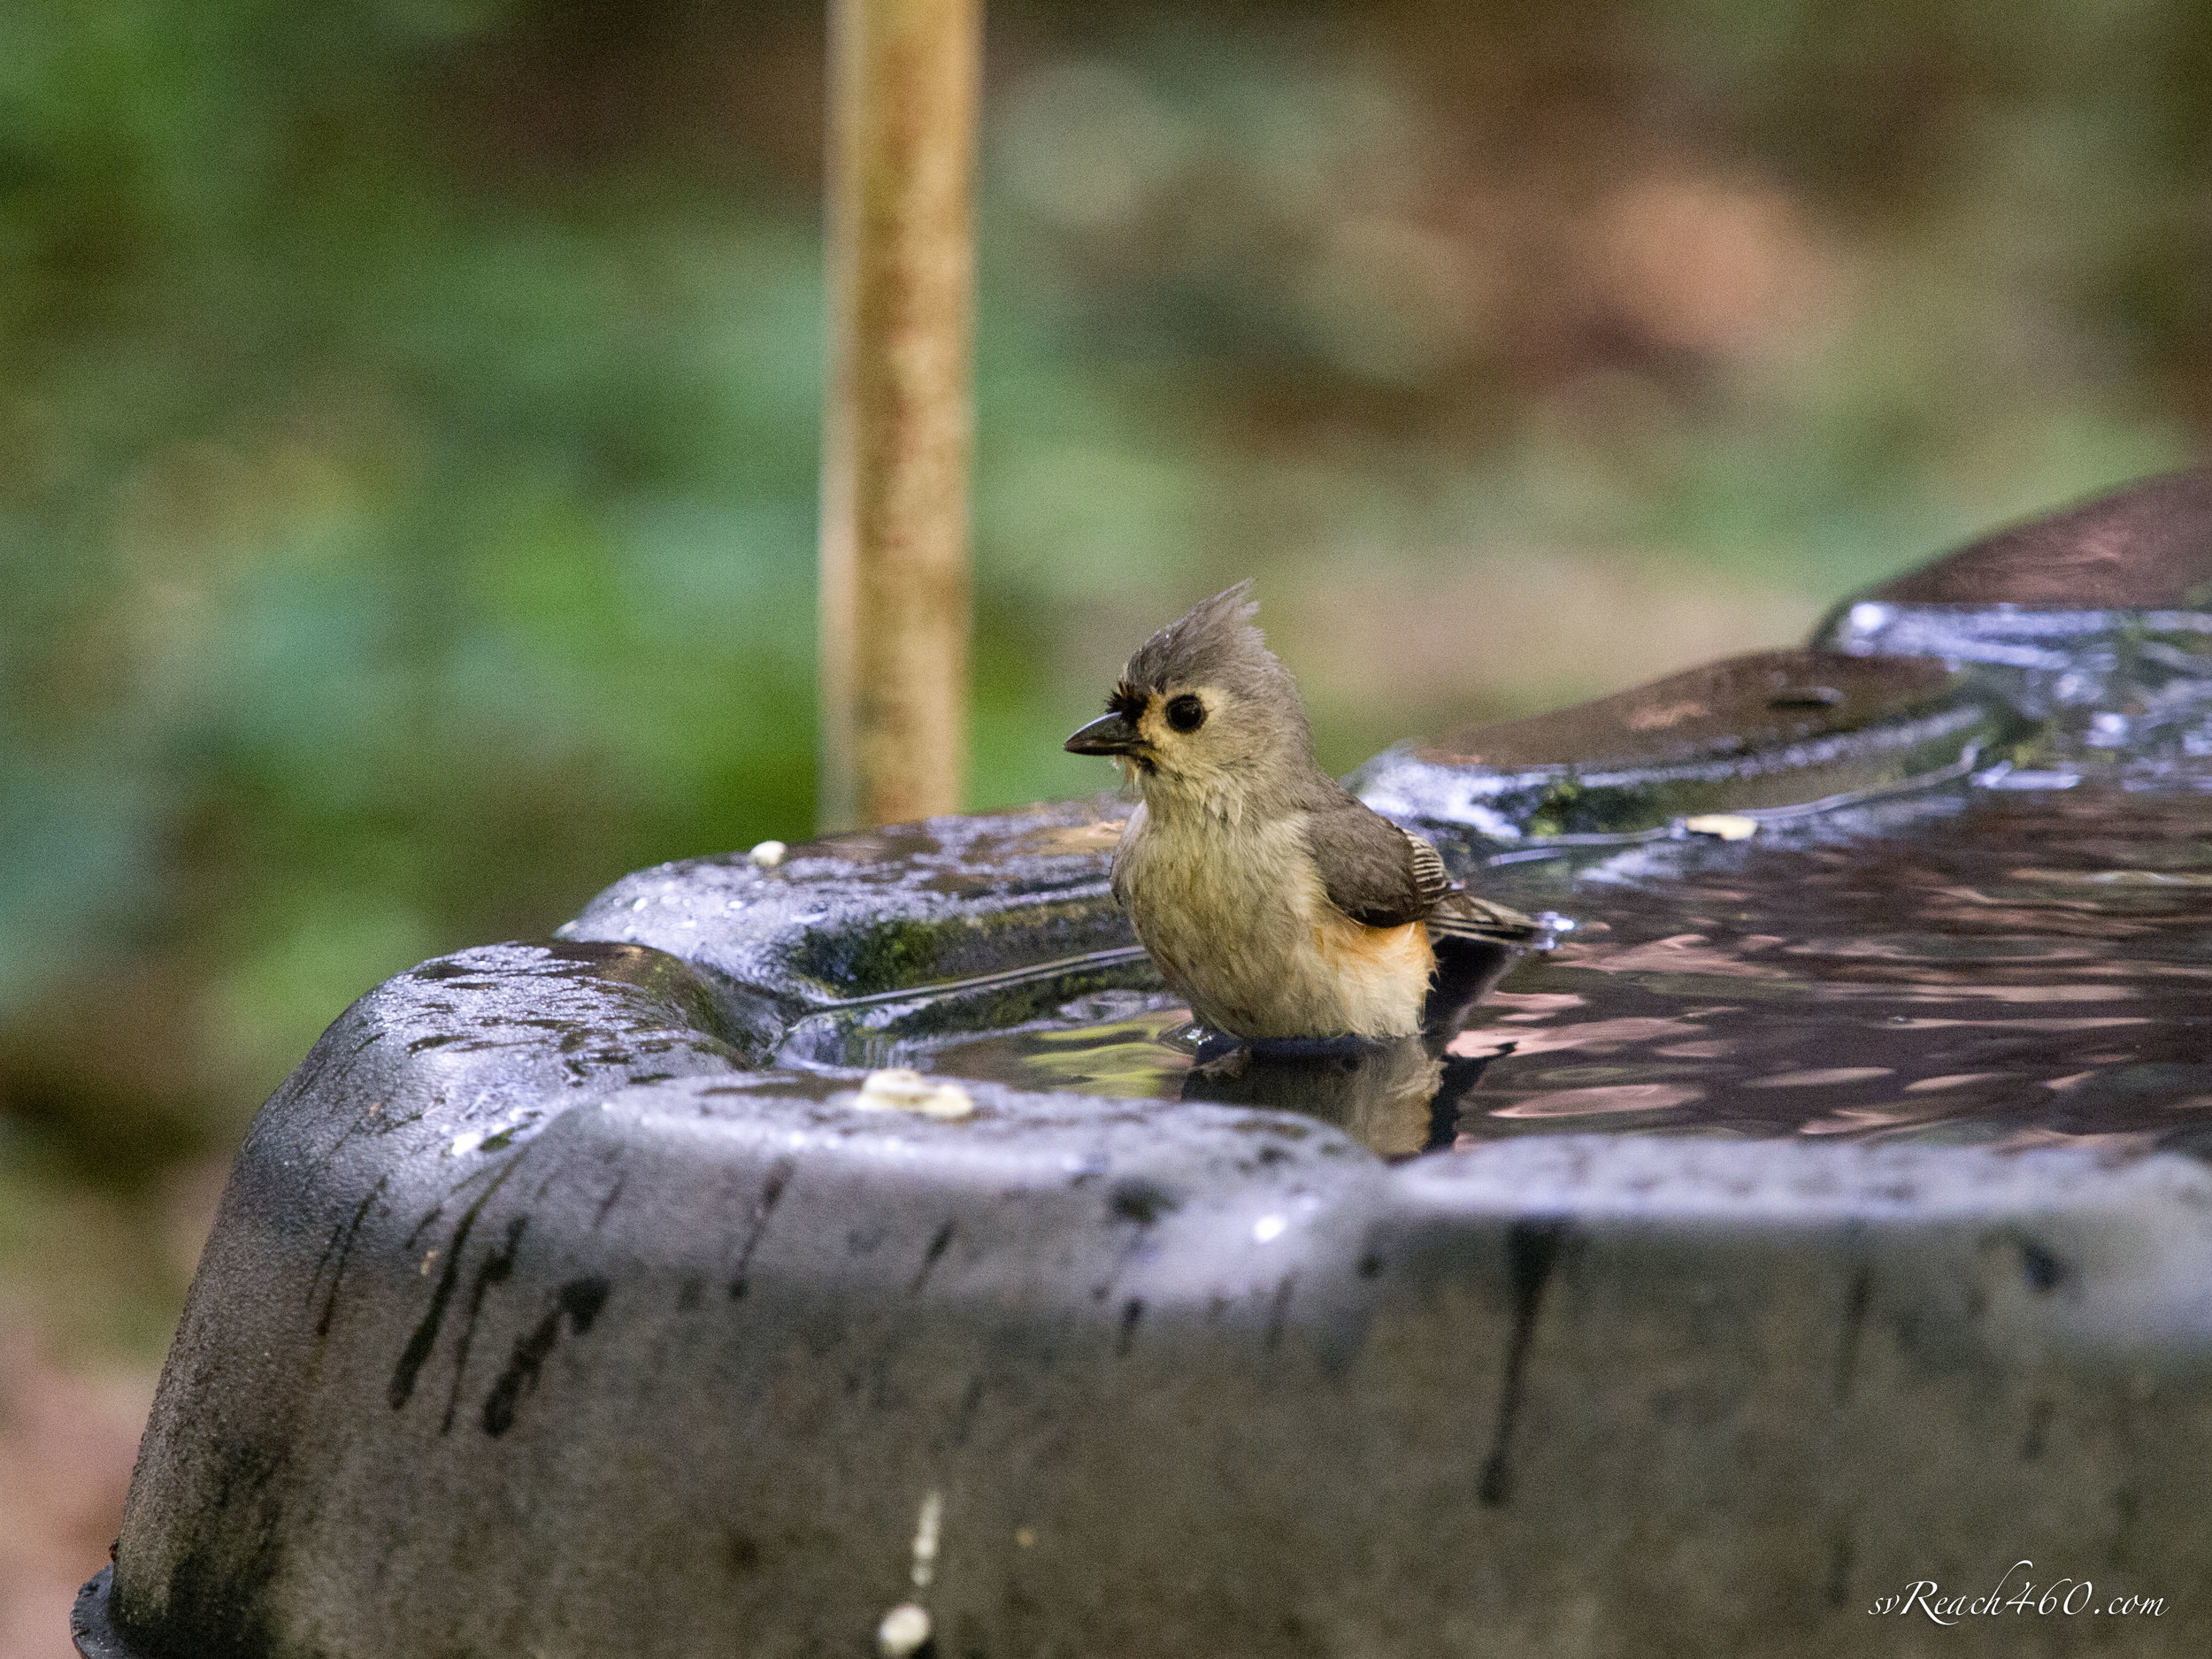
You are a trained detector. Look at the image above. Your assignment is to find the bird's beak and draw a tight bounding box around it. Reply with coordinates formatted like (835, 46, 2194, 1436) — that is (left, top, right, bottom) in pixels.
(1064, 712, 1146, 757)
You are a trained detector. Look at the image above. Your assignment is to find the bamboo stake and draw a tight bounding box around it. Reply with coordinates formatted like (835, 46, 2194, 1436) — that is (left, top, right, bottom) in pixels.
(818, 0, 979, 831)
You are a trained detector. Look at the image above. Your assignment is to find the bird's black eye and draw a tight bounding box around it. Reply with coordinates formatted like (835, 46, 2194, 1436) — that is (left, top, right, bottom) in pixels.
(1165, 694, 1206, 733)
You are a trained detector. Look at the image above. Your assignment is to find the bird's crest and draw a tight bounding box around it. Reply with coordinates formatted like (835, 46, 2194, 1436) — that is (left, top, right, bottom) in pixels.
(1121, 580, 1284, 699)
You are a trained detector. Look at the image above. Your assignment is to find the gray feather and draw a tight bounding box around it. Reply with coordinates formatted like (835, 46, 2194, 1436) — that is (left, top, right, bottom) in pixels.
(1121, 581, 1303, 715)
(1404, 833, 1455, 910)
(1308, 795, 1538, 941)
(1426, 887, 1541, 942)
(1307, 798, 1442, 926)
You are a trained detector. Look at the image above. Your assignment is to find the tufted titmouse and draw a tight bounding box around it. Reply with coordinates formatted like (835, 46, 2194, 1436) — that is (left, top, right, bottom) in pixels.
(1064, 582, 1536, 1041)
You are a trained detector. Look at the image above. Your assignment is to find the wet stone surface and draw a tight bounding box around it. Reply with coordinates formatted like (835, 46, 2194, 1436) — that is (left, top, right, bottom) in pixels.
(1836, 468, 2212, 611)
(1354, 648, 2008, 843)
(562, 795, 1138, 1005)
(1815, 470, 2212, 774)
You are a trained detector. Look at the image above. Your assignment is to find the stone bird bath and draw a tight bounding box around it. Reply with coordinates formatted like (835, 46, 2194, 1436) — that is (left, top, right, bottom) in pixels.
(78, 473, 2212, 1657)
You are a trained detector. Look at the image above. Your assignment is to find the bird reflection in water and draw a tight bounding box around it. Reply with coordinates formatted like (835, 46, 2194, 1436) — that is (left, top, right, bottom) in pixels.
(1179, 932, 1523, 1157)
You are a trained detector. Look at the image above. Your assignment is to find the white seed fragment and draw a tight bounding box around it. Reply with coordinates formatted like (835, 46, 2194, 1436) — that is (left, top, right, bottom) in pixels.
(877, 1602, 931, 1657)
(856, 1069, 976, 1121)
(1683, 813, 1759, 841)
(749, 840, 787, 868)
(1253, 1214, 1287, 1244)
(449, 1131, 486, 1157)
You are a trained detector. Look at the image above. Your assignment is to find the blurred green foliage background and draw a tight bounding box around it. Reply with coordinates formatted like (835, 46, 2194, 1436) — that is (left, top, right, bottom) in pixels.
(6, 3, 2212, 1639)
(4, 0, 2212, 1393)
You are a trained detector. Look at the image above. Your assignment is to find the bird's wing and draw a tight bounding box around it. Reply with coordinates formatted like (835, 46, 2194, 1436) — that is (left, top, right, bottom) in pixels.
(1307, 800, 1455, 927)
(1404, 832, 1455, 911)
(1309, 798, 1541, 941)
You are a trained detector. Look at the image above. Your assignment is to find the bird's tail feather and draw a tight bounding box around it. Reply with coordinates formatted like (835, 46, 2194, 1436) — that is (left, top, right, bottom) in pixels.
(1428, 890, 1543, 942)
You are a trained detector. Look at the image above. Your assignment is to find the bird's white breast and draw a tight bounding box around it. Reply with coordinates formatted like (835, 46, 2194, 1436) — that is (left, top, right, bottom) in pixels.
(1112, 803, 1432, 1039)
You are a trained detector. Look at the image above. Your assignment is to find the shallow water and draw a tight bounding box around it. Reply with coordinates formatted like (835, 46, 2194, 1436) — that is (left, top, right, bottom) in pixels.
(904, 779, 2212, 1156)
